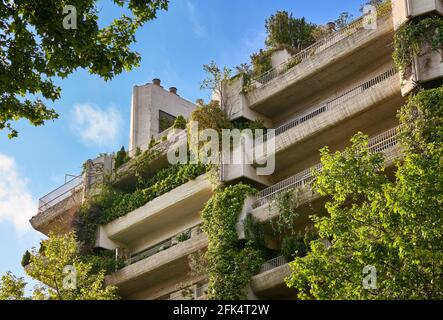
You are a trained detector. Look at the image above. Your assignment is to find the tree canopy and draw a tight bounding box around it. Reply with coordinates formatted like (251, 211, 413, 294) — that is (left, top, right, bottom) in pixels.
(264, 11, 317, 51)
(0, 0, 168, 138)
(286, 86, 443, 299)
(0, 232, 118, 300)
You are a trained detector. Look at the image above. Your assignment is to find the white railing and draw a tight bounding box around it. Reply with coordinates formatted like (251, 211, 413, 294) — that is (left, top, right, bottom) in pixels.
(37, 175, 83, 213)
(259, 67, 397, 143)
(259, 256, 287, 273)
(250, 1, 392, 89)
(252, 127, 399, 209)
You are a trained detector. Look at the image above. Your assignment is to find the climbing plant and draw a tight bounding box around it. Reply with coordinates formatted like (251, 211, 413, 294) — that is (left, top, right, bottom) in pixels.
(393, 15, 443, 76)
(270, 188, 300, 236)
(201, 184, 264, 300)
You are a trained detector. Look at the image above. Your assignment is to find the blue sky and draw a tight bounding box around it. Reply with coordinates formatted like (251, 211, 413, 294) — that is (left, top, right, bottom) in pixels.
(0, 0, 365, 289)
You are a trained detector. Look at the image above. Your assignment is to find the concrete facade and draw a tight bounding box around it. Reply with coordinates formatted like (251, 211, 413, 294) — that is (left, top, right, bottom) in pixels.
(31, 1, 440, 301)
(129, 79, 196, 153)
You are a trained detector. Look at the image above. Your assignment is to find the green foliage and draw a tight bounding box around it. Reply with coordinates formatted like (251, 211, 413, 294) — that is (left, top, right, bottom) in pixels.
(190, 100, 233, 134)
(76, 163, 209, 249)
(250, 49, 273, 78)
(201, 184, 263, 300)
(286, 86, 443, 298)
(281, 234, 307, 261)
(114, 146, 130, 170)
(271, 188, 300, 236)
(0, 272, 27, 300)
(21, 250, 31, 267)
(173, 115, 187, 129)
(0, 0, 169, 138)
(82, 249, 124, 275)
(148, 136, 159, 149)
(393, 15, 443, 76)
(200, 61, 232, 111)
(176, 232, 191, 243)
(281, 227, 318, 261)
(265, 11, 317, 51)
(244, 213, 266, 251)
(20, 232, 119, 300)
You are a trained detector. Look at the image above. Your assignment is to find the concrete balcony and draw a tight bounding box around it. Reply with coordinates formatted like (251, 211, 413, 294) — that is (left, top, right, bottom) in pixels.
(97, 174, 213, 253)
(245, 5, 393, 117)
(30, 176, 84, 236)
(392, 0, 443, 30)
(255, 68, 402, 179)
(30, 154, 113, 236)
(250, 256, 295, 299)
(114, 129, 187, 189)
(106, 232, 208, 299)
(251, 127, 402, 224)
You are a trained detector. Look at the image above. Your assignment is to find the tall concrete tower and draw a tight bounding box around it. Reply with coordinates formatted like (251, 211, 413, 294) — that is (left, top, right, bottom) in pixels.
(129, 78, 196, 153)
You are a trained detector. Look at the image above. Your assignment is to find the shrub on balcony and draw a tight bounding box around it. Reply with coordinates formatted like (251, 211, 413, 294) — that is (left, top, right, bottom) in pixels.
(76, 163, 210, 250)
(114, 146, 130, 170)
(173, 115, 187, 130)
(176, 232, 191, 243)
(393, 15, 443, 78)
(190, 100, 233, 134)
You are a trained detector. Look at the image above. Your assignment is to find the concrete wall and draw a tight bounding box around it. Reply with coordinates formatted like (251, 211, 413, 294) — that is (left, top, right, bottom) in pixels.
(393, 0, 443, 30)
(129, 80, 196, 151)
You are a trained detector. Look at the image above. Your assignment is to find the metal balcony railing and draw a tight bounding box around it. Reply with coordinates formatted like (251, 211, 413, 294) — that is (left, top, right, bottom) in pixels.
(195, 283, 209, 298)
(259, 67, 397, 143)
(252, 127, 399, 209)
(126, 225, 201, 266)
(250, 1, 392, 89)
(259, 256, 288, 273)
(37, 175, 83, 213)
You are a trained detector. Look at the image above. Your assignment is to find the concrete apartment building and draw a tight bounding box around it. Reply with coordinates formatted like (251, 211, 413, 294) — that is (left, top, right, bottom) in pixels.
(29, 0, 443, 300)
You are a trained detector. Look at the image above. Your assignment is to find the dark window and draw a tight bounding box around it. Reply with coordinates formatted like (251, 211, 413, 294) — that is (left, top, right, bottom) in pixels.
(159, 110, 176, 133)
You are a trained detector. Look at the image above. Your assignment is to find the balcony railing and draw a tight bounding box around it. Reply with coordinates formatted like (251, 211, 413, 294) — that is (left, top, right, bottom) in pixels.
(168, 283, 209, 300)
(126, 225, 201, 266)
(259, 256, 288, 273)
(252, 127, 399, 209)
(259, 67, 397, 143)
(250, 1, 392, 89)
(37, 175, 83, 213)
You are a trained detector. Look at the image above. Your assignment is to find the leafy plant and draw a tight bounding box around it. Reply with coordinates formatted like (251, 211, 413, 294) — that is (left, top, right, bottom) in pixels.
(393, 15, 443, 77)
(281, 234, 307, 261)
(114, 146, 130, 170)
(76, 163, 210, 249)
(20, 251, 31, 268)
(0, 0, 169, 138)
(173, 115, 187, 129)
(286, 86, 443, 299)
(265, 11, 317, 51)
(271, 188, 300, 236)
(201, 184, 263, 300)
(16, 232, 119, 300)
(176, 232, 191, 243)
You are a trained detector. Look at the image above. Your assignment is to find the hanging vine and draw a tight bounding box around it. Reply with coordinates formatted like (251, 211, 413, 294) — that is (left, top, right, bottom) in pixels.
(201, 184, 264, 300)
(393, 15, 443, 77)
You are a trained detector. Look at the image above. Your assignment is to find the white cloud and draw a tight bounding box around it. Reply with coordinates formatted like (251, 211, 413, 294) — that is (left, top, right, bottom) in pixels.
(186, 0, 207, 38)
(0, 154, 37, 233)
(71, 103, 122, 147)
